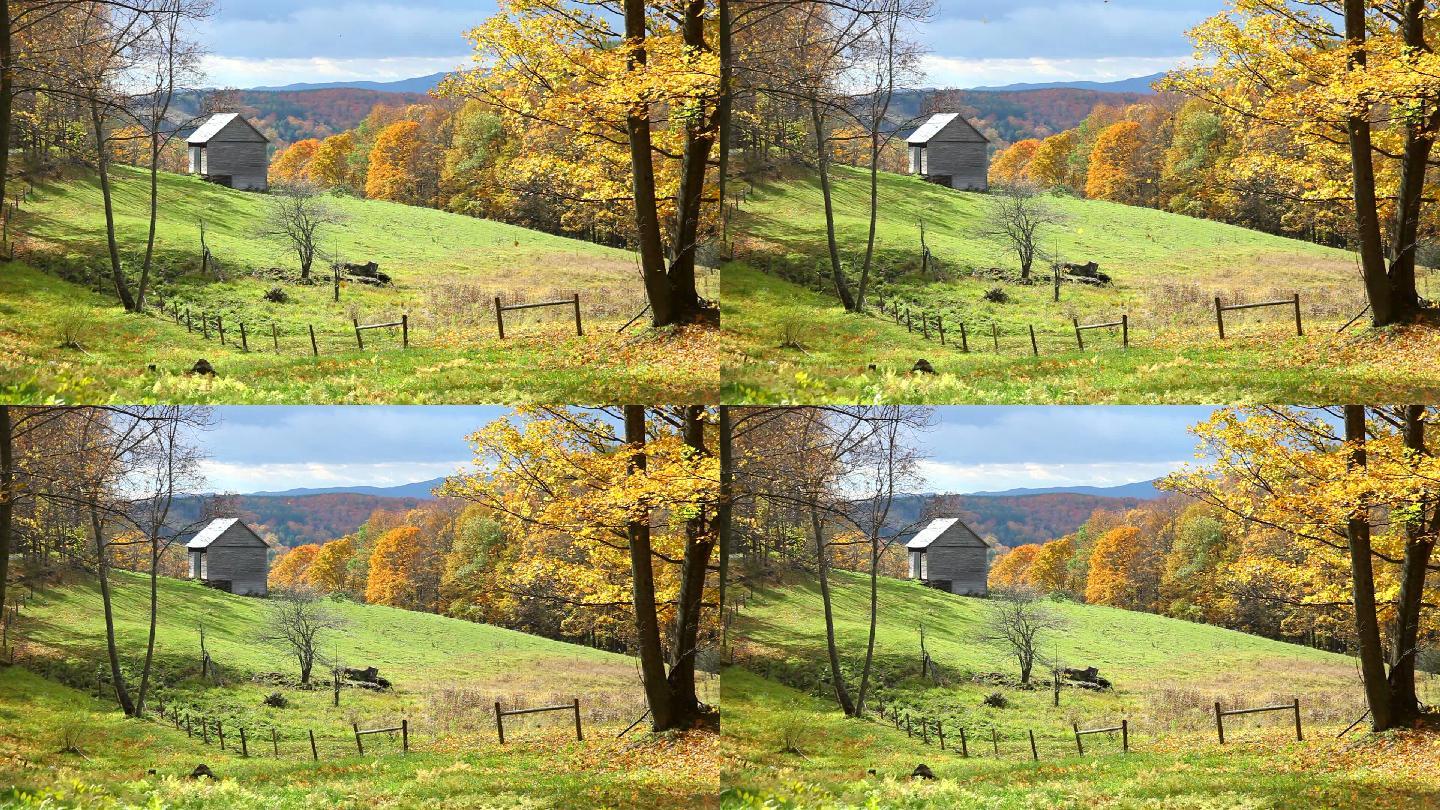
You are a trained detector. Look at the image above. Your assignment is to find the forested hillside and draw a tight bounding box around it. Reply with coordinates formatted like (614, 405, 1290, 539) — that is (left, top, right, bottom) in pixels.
(881, 491, 1150, 547)
(168, 492, 429, 548)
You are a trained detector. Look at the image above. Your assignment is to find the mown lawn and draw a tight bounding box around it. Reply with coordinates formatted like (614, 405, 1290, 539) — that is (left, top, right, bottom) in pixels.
(722, 166, 1440, 403)
(720, 668, 1440, 809)
(0, 166, 719, 404)
(722, 261, 1440, 404)
(0, 571, 720, 808)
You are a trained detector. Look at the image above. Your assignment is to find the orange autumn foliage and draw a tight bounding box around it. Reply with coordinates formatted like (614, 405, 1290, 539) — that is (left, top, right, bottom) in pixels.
(989, 544, 1040, 590)
(305, 536, 356, 595)
(1085, 121, 1144, 201)
(1026, 536, 1074, 593)
(269, 544, 320, 589)
(365, 121, 423, 202)
(365, 525, 425, 608)
(990, 138, 1041, 185)
(1084, 525, 1143, 606)
(270, 138, 321, 184)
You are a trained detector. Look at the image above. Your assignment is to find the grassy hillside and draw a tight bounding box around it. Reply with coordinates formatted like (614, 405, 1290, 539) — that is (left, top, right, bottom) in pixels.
(722, 167, 1440, 402)
(0, 571, 718, 808)
(0, 166, 719, 403)
(721, 570, 1440, 807)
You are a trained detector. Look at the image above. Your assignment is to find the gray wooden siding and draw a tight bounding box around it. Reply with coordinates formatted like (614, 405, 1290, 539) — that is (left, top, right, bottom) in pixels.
(922, 138, 988, 191)
(197, 523, 269, 595)
(197, 119, 268, 191)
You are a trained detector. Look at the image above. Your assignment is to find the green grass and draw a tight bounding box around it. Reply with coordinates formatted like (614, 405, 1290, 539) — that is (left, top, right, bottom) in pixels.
(0, 571, 719, 808)
(0, 166, 719, 403)
(722, 166, 1440, 402)
(720, 570, 1440, 808)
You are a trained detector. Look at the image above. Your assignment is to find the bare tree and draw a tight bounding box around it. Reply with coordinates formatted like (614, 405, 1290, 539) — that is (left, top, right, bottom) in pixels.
(260, 587, 346, 684)
(263, 182, 344, 281)
(981, 587, 1066, 685)
(979, 183, 1066, 281)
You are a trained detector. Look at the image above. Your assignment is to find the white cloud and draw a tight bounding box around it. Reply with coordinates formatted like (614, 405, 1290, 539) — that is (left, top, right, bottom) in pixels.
(198, 460, 471, 493)
(918, 55, 1190, 88)
(915, 459, 1189, 493)
(200, 55, 469, 88)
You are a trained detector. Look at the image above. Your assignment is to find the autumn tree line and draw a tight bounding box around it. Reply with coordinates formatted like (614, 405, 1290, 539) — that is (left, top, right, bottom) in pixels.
(988, 406, 1439, 733)
(982, 1, 1439, 329)
(0, 406, 721, 733)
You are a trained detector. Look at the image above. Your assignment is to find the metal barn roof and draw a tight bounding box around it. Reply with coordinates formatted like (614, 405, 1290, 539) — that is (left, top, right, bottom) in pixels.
(186, 518, 268, 549)
(906, 112, 990, 145)
(187, 113, 269, 145)
(905, 517, 994, 549)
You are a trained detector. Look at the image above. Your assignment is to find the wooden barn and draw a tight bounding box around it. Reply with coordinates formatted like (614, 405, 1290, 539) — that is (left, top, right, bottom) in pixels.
(905, 517, 995, 596)
(186, 113, 270, 192)
(906, 113, 990, 192)
(187, 518, 270, 596)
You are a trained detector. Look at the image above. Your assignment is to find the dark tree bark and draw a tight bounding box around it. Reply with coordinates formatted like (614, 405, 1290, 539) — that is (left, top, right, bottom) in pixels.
(1343, 405, 1392, 731)
(667, 405, 714, 725)
(621, 0, 676, 328)
(91, 101, 137, 312)
(811, 100, 856, 311)
(0, 405, 12, 630)
(624, 405, 676, 731)
(811, 503, 855, 715)
(1343, 0, 1399, 327)
(92, 505, 136, 715)
(1387, 405, 1433, 724)
(716, 406, 732, 652)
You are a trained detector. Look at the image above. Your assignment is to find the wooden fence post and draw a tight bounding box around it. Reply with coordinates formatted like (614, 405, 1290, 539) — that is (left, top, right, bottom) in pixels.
(922, 314, 930, 340)
(991, 323, 999, 352)
(495, 296, 506, 339)
(309, 729, 318, 761)
(573, 293, 583, 337)
(991, 728, 998, 756)
(1073, 722, 1083, 755)
(1293, 293, 1303, 336)
(1029, 325, 1039, 356)
(959, 726, 968, 758)
(239, 322, 248, 352)
(937, 317, 946, 346)
(906, 308, 912, 333)
(202, 314, 210, 339)
(495, 701, 506, 744)
(1029, 729, 1038, 761)
(271, 323, 279, 352)
(403, 719, 410, 753)
(353, 318, 363, 350)
(1122, 314, 1130, 349)
(1215, 297, 1226, 340)
(1073, 317, 1084, 350)
(574, 698, 583, 741)
(353, 722, 364, 755)
(1215, 701, 1225, 744)
(309, 325, 318, 357)
(240, 727, 248, 757)
(905, 714, 912, 737)
(216, 316, 224, 346)
(217, 721, 225, 750)
(202, 719, 209, 744)
(1293, 698, 1303, 741)
(1122, 719, 1129, 753)
(402, 314, 409, 349)
(186, 716, 192, 738)
(921, 718, 929, 744)
(185, 309, 192, 332)
(959, 322, 969, 353)
(936, 721, 945, 751)
(272, 727, 279, 756)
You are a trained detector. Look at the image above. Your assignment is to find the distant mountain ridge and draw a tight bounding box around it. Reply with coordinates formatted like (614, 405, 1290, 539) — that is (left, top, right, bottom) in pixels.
(247, 72, 451, 94)
(967, 72, 1165, 94)
(245, 477, 447, 499)
(963, 480, 1164, 499)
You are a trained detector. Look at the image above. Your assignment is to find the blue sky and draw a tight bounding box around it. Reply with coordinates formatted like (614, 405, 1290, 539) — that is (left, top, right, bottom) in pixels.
(194, 0, 1224, 89)
(192, 406, 509, 492)
(908, 406, 1218, 493)
(190, 406, 1217, 496)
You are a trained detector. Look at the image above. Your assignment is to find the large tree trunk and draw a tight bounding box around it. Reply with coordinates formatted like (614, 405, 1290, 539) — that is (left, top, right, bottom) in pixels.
(0, 0, 12, 244)
(137, 133, 163, 309)
(624, 405, 676, 731)
(1383, 0, 1432, 321)
(91, 101, 137, 312)
(663, 0, 714, 325)
(1343, 0, 1399, 327)
(0, 405, 12, 633)
(622, 0, 678, 328)
(811, 503, 855, 715)
(853, 536, 879, 715)
(1388, 405, 1433, 724)
(667, 405, 714, 725)
(716, 406, 732, 654)
(92, 505, 136, 716)
(716, 0, 731, 246)
(1343, 405, 1393, 731)
(811, 99, 855, 311)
